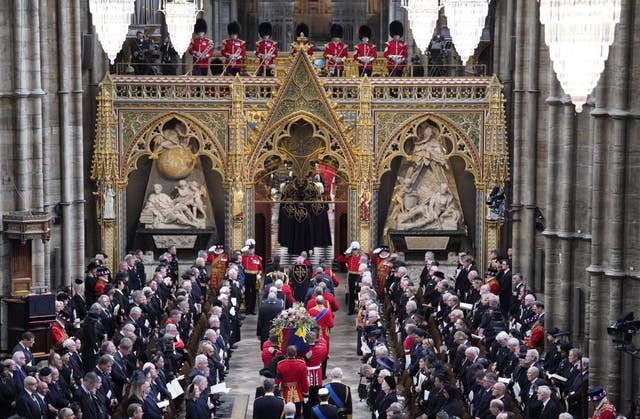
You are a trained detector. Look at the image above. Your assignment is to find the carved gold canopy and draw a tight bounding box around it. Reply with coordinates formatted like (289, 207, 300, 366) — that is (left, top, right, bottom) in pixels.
(91, 53, 508, 272)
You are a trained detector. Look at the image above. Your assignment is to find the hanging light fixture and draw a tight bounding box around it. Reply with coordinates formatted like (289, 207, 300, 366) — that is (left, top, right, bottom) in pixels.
(89, 0, 136, 63)
(539, 0, 621, 112)
(401, 0, 440, 54)
(442, 0, 489, 65)
(160, 0, 203, 57)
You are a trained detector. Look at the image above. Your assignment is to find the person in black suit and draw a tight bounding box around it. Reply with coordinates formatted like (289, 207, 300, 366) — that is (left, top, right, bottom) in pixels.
(82, 304, 106, 373)
(454, 255, 477, 302)
(253, 378, 285, 419)
(311, 387, 339, 419)
(257, 292, 284, 347)
(323, 368, 352, 419)
(498, 259, 512, 316)
(0, 361, 19, 418)
(537, 385, 560, 419)
(111, 338, 133, 401)
(15, 376, 43, 419)
(185, 382, 212, 419)
(84, 262, 99, 306)
(12, 331, 35, 367)
(72, 372, 106, 418)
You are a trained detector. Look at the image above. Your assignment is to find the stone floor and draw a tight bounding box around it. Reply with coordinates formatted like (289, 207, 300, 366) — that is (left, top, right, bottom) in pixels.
(224, 274, 372, 419)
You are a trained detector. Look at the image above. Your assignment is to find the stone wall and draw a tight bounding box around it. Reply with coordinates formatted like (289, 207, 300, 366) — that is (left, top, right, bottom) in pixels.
(502, 0, 640, 409)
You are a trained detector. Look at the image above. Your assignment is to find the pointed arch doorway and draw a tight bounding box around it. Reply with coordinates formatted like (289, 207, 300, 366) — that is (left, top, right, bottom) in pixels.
(253, 117, 350, 262)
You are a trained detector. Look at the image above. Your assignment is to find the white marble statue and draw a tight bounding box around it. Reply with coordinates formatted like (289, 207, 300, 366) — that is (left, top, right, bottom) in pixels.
(384, 122, 464, 234)
(140, 183, 206, 229)
(103, 185, 116, 220)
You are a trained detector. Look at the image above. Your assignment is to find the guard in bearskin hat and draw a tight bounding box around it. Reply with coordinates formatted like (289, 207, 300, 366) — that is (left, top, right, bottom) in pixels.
(384, 20, 408, 76)
(354, 25, 377, 77)
(188, 18, 214, 76)
(221, 21, 246, 76)
(324, 24, 347, 76)
(256, 22, 279, 76)
(290, 23, 314, 57)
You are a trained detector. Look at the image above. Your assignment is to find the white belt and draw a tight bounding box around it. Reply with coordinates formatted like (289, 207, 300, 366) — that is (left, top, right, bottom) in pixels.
(307, 366, 321, 370)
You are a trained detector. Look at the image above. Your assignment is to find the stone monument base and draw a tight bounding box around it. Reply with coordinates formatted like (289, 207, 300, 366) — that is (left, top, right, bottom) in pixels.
(388, 229, 467, 260)
(136, 228, 216, 258)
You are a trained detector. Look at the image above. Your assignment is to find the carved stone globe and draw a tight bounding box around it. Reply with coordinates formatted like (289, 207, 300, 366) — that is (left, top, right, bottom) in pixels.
(156, 148, 196, 180)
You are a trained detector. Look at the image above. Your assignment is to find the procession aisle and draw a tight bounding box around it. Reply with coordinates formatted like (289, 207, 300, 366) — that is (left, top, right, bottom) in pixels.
(225, 274, 371, 418)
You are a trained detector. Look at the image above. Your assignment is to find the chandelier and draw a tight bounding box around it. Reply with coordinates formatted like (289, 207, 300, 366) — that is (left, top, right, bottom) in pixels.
(160, 0, 203, 57)
(402, 0, 440, 54)
(89, 0, 135, 62)
(442, 0, 489, 64)
(539, 0, 621, 112)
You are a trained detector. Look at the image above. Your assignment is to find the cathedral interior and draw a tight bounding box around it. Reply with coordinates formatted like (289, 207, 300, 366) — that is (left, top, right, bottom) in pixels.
(0, 0, 639, 417)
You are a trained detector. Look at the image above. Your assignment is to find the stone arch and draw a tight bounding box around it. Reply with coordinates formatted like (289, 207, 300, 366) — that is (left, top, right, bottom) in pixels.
(121, 112, 226, 184)
(375, 113, 481, 183)
(246, 112, 357, 184)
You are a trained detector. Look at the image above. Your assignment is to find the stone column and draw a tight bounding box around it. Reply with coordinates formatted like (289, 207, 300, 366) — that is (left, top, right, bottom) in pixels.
(542, 68, 561, 325)
(357, 76, 374, 247)
(511, 0, 539, 284)
(604, 0, 632, 404)
(555, 97, 576, 332)
(72, 0, 86, 279)
(57, 0, 74, 284)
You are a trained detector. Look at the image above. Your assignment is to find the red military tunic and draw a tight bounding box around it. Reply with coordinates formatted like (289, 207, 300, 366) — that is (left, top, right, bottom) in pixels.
(383, 39, 408, 74)
(345, 254, 361, 275)
(256, 39, 279, 70)
(188, 37, 214, 69)
(323, 41, 348, 73)
(51, 318, 69, 350)
(209, 252, 229, 290)
(324, 267, 340, 287)
(305, 338, 328, 387)
(276, 357, 310, 403)
(306, 292, 339, 313)
(242, 254, 263, 275)
(353, 42, 377, 74)
(309, 304, 334, 344)
(221, 38, 246, 69)
(261, 340, 279, 368)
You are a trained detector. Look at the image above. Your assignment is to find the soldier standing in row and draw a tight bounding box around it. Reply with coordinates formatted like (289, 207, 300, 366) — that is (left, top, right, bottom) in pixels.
(221, 21, 246, 76)
(256, 22, 279, 76)
(384, 20, 408, 77)
(290, 23, 314, 58)
(324, 24, 347, 77)
(188, 18, 214, 76)
(354, 25, 376, 77)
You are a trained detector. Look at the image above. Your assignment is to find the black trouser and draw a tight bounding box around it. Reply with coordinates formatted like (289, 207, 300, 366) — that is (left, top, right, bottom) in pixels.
(347, 273, 361, 314)
(358, 68, 372, 77)
(244, 273, 257, 314)
(256, 67, 274, 76)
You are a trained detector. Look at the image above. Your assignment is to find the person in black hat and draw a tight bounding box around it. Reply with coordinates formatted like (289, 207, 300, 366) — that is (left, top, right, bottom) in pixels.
(221, 21, 246, 76)
(256, 22, 279, 76)
(85, 261, 99, 306)
(290, 23, 314, 57)
(324, 24, 347, 76)
(354, 25, 376, 76)
(188, 18, 214, 76)
(384, 21, 407, 76)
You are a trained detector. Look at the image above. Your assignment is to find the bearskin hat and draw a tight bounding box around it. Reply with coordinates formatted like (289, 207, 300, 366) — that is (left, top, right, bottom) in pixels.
(295, 23, 310, 38)
(359, 25, 372, 40)
(390, 20, 404, 37)
(330, 23, 343, 39)
(194, 18, 207, 34)
(228, 21, 240, 36)
(259, 22, 272, 37)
